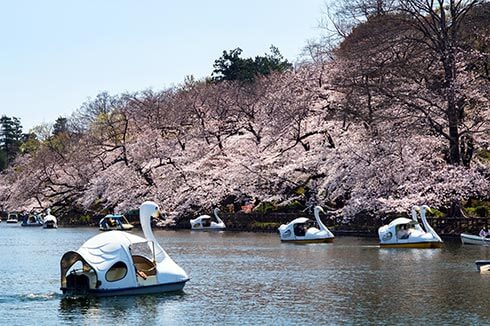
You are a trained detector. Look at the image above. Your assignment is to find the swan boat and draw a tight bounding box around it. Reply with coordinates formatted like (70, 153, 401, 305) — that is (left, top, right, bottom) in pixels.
(60, 201, 189, 297)
(43, 209, 58, 229)
(461, 233, 490, 246)
(99, 214, 134, 231)
(278, 206, 334, 243)
(190, 208, 226, 230)
(378, 205, 443, 248)
(6, 213, 19, 224)
(21, 214, 43, 227)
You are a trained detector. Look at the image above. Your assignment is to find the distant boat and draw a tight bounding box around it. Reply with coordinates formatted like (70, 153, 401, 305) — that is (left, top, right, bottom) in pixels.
(190, 208, 226, 231)
(43, 209, 58, 229)
(475, 260, 490, 273)
(6, 213, 19, 224)
(461, 233, 490, 246)
(378, 205, 443, 248)
(99, 214, 134, 231)
(278, 206, 335, 243)
(60, 201, 189, 296)
(21, 214, 43, 227)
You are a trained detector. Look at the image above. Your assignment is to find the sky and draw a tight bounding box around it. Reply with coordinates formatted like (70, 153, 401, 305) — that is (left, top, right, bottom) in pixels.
(0, 0, 327, 132)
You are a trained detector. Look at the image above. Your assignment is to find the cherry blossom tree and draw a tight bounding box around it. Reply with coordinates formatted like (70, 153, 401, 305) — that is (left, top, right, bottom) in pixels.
(0, 16, 488, 222)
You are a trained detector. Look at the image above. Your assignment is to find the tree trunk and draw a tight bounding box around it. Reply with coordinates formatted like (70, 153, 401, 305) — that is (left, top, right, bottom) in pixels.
(447, 198, 467, 218)
(448, 114, 461, 164)
(443, 46, 461, 165)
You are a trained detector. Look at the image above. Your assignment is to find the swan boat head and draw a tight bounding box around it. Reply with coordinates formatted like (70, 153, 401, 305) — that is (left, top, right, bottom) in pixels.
(60, 201, 189, 296)
(278, 206, 334, 243)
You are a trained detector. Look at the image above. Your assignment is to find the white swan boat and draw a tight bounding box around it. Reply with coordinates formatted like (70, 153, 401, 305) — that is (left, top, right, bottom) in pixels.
(278, 206, 334, 243)
(6, 212, 19, 224)
(60, 201, 189, 296)
(378, 205, 443, 248)
(43, 209, 58, 229)
(461, 233, 490, 246)
(190, 208, 226, 230)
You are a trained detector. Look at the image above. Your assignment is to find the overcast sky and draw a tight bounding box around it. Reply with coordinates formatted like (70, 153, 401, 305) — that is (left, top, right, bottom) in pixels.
(0, 0, 326, 132)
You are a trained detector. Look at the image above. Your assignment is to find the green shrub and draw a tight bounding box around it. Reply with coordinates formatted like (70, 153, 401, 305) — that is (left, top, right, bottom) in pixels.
(251, 222, 281, 229)
(294, 187, 305, 195)
(79, 214, 92, 224)
(254, 201, 276, 214)
(476, 149, 490, 163)
(465, 206, 490, 218)
(426, 208, 445, 218)
(285, 200, 304, 211)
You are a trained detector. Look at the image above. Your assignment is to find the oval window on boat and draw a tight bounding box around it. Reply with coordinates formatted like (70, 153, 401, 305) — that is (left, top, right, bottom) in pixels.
(106, 261, 128, 282)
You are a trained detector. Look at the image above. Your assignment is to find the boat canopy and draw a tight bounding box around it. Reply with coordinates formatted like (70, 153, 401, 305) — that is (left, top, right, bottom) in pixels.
(287, 217, 310, 225)
(101, 214, 129, 222)
(99, 214, 133, 230)
(76, 231, 148, 272)
(387, 217, 418, 228)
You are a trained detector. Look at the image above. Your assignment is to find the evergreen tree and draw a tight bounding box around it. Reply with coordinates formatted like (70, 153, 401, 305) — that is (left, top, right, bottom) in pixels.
(52, 116, 69, 136)
(0, 115, 23, 167)
(212, 46, 292, 82)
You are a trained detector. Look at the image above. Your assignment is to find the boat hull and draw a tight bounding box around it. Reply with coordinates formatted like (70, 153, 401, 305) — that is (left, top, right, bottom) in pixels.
(379, 241, 443, 248)
(61, 279, 189, 297)
(191, 227, 225, 231)
(461, 233, 490, 246)
(99, 226, 133, 231)
(21, 224, 43, 227)
(281, 237, 334, 244)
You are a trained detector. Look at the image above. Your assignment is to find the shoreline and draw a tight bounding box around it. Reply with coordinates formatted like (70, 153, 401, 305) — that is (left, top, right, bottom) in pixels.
(19, 222, 465, 241)
(7, 211, 486, 239)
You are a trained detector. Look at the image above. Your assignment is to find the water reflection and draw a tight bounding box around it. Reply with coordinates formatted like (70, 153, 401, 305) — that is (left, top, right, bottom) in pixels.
(59, 293, 187, 324)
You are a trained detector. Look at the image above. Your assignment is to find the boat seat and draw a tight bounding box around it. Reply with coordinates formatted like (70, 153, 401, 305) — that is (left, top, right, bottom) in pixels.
(66, 270, 98, 292)
(66, 273, 90, 293)
(132, 255, 157, 276)
(294, 224, 306, 237)
(202, 219, 211, 227)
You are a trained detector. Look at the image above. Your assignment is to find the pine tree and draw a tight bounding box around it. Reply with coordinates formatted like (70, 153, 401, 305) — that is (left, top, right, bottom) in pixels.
(0, 115, 23, 168)
(212, 46, 292, 83)
(52, 117, 68, 136)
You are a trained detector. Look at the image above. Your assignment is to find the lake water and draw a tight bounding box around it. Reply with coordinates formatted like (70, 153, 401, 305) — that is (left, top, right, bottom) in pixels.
(1, 222, 489, 325)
